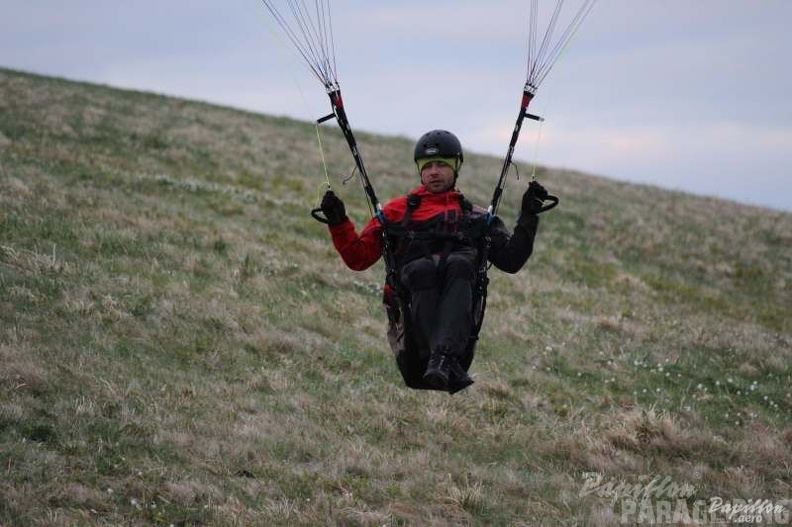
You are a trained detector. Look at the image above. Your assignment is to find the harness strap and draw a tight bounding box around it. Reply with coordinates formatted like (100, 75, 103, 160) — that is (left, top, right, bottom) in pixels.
(459, 195, 473, 214)
(401, 193, 421, 227)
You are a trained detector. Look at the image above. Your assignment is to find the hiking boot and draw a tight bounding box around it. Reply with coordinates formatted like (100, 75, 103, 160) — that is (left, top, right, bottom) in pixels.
(447, 358, 474, 394)
(423, 348, 450, 389)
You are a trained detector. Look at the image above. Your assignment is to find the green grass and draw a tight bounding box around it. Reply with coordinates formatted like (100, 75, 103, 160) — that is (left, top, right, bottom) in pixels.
(1, 67, 790, 526)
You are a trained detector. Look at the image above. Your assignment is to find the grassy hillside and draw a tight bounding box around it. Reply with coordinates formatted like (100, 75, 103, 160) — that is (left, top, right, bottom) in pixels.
(1, 67, 790, 526)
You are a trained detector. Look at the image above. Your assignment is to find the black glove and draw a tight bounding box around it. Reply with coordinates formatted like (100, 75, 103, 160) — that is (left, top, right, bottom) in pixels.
(521, 180, 549, 215)
(320, 190, 347, 226)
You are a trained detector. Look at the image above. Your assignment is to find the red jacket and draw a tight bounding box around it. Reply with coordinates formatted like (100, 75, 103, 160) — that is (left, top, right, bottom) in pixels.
(329, 184, 538, 273)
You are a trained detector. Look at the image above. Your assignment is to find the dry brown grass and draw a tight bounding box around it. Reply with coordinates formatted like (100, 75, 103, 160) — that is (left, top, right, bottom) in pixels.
(1, 67, 790, 526)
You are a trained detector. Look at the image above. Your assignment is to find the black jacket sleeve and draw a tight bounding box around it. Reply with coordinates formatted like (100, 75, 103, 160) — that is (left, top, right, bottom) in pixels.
(486, 213, 540, 274)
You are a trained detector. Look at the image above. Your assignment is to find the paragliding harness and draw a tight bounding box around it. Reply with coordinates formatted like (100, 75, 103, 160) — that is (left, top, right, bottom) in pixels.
(380, 193, 491, 393)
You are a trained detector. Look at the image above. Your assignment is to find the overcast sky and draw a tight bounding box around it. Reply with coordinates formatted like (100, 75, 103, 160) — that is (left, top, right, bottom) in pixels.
(2, 1, 790, 211)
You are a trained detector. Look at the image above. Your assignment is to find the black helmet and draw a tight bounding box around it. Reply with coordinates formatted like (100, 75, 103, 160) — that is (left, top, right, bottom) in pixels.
(413, 130, 464, 165)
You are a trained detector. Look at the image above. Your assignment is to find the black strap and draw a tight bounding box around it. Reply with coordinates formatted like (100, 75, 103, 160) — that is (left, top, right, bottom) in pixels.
(401, 193, 421, 228)
(459, 195, 473, 214)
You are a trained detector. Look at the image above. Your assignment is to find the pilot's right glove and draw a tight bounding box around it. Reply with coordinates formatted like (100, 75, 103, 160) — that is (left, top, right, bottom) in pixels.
(320, 190, 348, 226)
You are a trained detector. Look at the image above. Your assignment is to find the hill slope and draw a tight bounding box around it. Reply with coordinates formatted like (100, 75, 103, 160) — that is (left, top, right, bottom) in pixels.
(1, 67, 790, 526)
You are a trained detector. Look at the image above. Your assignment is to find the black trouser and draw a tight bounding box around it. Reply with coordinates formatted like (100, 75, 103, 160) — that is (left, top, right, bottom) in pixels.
(399, 248, 476, 359)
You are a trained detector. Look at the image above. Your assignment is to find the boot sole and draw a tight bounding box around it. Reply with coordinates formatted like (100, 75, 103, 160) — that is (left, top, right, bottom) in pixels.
(448, 377, 474, 394)
(423, 369, 449, 390)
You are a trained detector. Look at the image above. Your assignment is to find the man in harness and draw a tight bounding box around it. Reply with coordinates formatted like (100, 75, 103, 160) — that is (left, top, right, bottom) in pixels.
(320, 130, 548, 393)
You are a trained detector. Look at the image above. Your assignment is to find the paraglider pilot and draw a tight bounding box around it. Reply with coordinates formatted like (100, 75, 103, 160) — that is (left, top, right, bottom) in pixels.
(320, 130, 547, 393)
